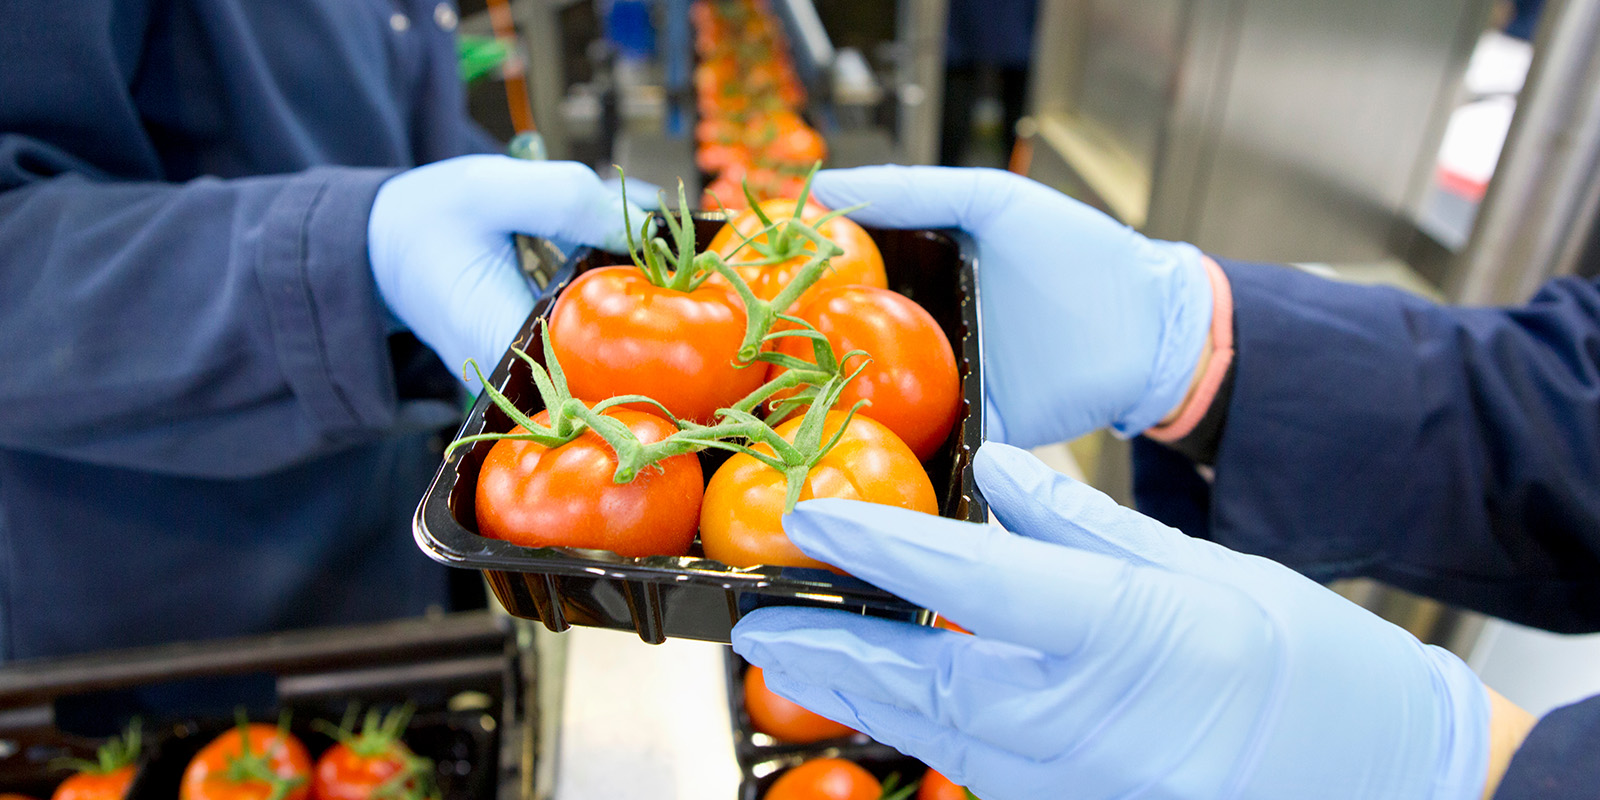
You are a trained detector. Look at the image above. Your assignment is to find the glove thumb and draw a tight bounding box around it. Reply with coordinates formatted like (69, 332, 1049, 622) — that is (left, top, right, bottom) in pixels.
(974, 442, 1224, 575)
(468, 158, 640, 253)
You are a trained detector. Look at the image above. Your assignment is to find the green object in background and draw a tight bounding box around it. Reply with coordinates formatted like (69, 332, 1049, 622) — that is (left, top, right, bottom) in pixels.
(458, 34, 513, 85)
(507, 131, 548, 161)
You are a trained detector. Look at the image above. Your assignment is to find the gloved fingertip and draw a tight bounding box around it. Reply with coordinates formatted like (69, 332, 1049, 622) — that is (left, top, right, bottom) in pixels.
(780, 497, 886, 563)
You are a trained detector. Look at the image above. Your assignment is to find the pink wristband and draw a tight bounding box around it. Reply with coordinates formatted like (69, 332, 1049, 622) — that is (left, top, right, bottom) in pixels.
(1145, 256, 1234, 443)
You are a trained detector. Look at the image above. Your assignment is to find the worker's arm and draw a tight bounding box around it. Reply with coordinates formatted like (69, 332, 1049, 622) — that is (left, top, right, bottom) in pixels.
(1135, 261, 1600, 633)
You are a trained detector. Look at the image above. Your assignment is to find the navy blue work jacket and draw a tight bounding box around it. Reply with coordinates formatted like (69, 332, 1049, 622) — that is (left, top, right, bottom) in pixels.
(0, 0, 494, 660)
(1133, 260, 1600, 798)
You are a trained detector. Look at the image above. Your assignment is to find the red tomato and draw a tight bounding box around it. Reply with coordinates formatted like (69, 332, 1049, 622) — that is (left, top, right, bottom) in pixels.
(475, 410, 703, 557)
(703, 174, 750, 211)
(51, 768, 135, 800)
(707, 199, 887, 308)
(744, 665, 855, 743)
(49, 722, 141, 800)
(549, 266, 764, 425)
(700, 411, 936, 569)
(311, 742, 423, 800)
(180, 724, 312, 800)
(917, 770, 971, 800)
(765, 124, 826, 166)
(772, 286, 960, 461)
(764, 759, 881, 800)
(696, 141, 751, 174)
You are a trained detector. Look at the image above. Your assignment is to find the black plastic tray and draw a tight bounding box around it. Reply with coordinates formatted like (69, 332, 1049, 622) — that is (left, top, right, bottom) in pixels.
(0, 613, 525, 800)
(413, 217, 986, 644)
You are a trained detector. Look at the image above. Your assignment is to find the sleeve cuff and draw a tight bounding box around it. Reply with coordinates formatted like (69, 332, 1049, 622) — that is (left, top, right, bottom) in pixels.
(256, 166, 404, 440)
(1493, 696, 1600, 799)
(1146, 256, 1235, 442)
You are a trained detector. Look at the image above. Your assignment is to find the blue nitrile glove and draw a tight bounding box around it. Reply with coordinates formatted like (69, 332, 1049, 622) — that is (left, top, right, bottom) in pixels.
(732, 442, 1491, 800)
(368, 156, 640, 381)
(811, 166, 1212, 446)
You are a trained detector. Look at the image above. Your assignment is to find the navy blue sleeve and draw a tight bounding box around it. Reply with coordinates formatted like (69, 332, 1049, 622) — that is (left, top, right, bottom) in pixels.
(1134, 260, 1600, 633)
(0, 1, 418, 479)
(1493, 696, 1600, 799)
(0, 169, 407, 479)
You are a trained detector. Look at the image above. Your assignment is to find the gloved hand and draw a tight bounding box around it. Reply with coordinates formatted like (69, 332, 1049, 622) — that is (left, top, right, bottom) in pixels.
(811, 167, 1212, 445)
(732, 442, 1490, 800)
(368, 156, 639, 381)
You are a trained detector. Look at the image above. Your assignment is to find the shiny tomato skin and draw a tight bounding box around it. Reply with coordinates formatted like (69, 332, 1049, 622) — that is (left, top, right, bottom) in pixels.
(763, 759, 881, 800)
(744, 665, 855, 743)
(549, 266, 764, 425)
(180, 725, 312, 800)
(50, 767, 136, 800)
(700, 411, 936, 569)
(707, 200, 887, 308)
(310, 742, 416, 800)
(475, 410, 703, 557)
(773, 286, 960, 461)
(917, 770, 970, 800)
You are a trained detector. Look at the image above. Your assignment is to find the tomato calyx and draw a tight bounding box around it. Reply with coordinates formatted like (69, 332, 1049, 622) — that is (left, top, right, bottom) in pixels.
(690, 360, 872, 513)
(615, 171, 774, 296)
(879, 772, 919, 800)
(223, 712, 306, 800)
(446, 320, 694, 483)
(51, 719, 141, 776)
(311, 706, 436, 800)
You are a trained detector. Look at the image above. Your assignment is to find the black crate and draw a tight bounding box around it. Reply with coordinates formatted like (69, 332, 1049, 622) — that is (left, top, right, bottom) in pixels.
(0, 613, 526, 800)
(413, 217, 986, 644)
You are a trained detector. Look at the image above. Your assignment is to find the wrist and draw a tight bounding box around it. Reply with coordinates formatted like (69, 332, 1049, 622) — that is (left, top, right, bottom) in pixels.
(1147, 256, 1233, 440)
(1481, 688, 1535, 799)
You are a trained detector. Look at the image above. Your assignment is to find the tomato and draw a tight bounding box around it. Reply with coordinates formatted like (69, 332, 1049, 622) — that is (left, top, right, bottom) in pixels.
(772, 286, 960, 461)
(707, 199, 887, 307)
(766, 124, 826, 166)
(548, 265, 764, 425)
(476, 409, 703, 557)
(744, 665, 855, 743)
(703, 174, 750, 211)
(180, 724, 312, 800)
(51, 768, 135, 800)
(50, 720, 141, 800)
(764, 759, 880, 800)
(917, 770, 971, 800)
(700, 411, 936, 569)
(311, 743, 423, 800)
(696, 141, 750, 174)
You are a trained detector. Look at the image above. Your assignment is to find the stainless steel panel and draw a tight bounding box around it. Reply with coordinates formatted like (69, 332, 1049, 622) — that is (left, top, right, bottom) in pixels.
(1185, 0, 1492, 262)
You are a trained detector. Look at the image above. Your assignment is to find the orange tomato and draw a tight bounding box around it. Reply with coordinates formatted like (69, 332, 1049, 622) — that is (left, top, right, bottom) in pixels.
(771, 286, 960, 461)
(700, 411, 936, 569)
(917, 770, 972, 800)
(180, 724, 311, 800)
(707, 199, 886, 307)
(475, 411, 703, 557)
(744, 665, 855, 743)
(764, 759, 881, 800)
